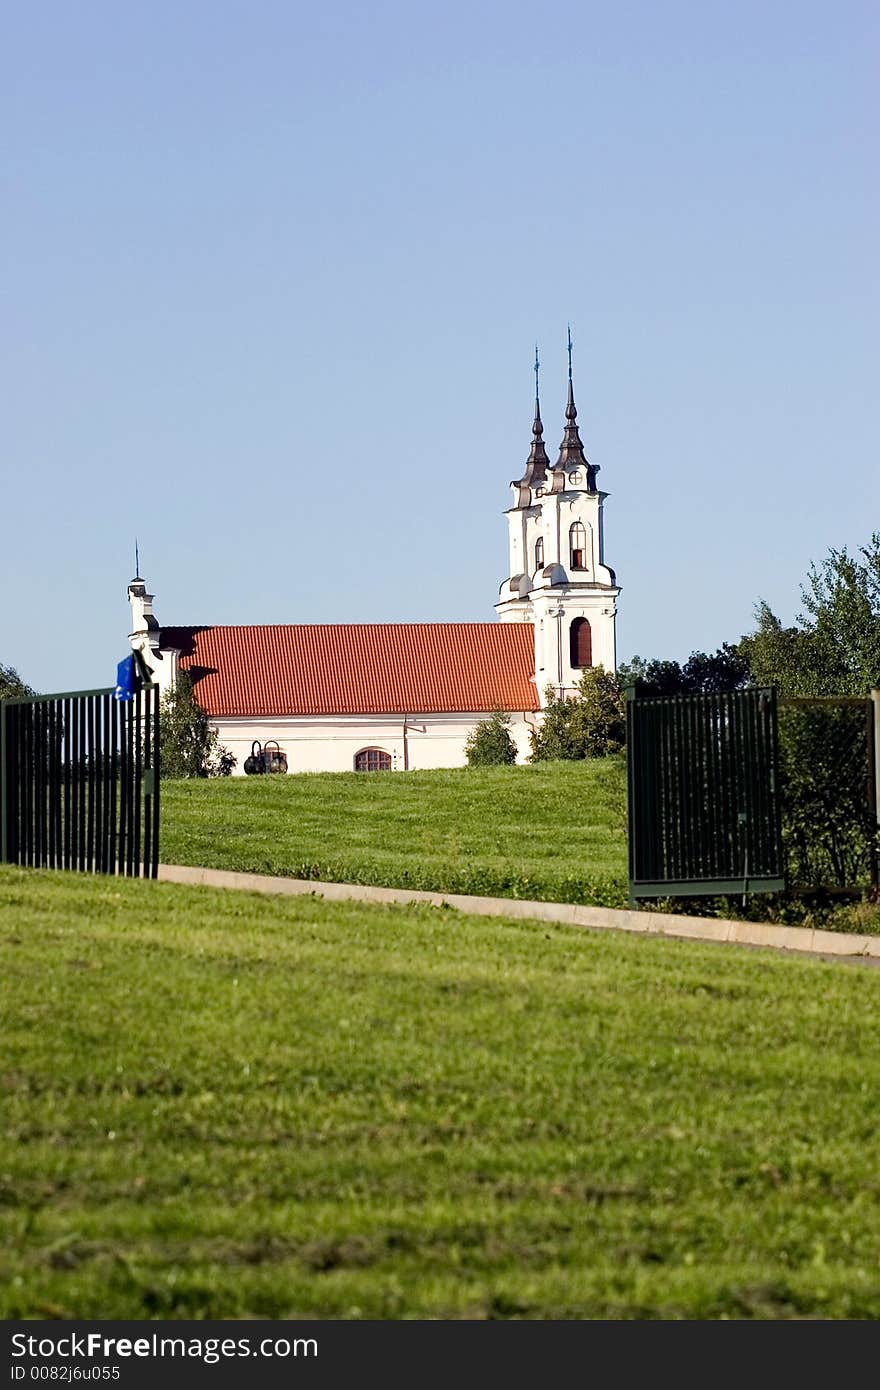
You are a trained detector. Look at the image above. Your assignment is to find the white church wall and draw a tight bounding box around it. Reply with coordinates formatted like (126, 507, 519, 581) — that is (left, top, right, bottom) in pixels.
(211, 710, 535, 775)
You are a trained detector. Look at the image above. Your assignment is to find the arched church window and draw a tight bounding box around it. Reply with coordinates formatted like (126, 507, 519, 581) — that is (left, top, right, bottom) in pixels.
(570, 618, 592, 669)
(354, 748, 392, 772)
(569, 522, 587, 570)
(534, 536, 544, 571)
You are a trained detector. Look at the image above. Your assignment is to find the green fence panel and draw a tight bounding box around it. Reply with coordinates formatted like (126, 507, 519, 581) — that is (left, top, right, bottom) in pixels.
(0, 684, 160, 878)
(626, 686, 784, 899)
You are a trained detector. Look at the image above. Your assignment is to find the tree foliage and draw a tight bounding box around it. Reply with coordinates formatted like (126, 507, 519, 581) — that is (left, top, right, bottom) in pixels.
(0, 662, 36, 701)
(737, 536, 880, 888)
(529, 667, 625, 762)
(464, 709, 518, 766)
(740, 534, 880, 696)
(617, 644, 750, 696)
(159, 674, 235, 778)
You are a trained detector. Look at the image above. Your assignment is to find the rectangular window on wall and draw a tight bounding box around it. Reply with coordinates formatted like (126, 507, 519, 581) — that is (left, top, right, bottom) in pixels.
(570, 618, 592, 669)
(569, 522, 587, 570)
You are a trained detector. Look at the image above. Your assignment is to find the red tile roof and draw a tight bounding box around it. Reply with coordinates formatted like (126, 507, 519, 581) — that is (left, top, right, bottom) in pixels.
(159, 623, 539, 717)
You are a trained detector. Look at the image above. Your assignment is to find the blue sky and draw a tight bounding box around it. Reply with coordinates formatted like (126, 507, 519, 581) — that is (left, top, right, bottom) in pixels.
(2, 1, 877, 693)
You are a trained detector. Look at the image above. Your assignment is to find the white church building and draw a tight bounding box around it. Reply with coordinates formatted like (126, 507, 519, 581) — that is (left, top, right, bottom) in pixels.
(127, 353, 620, 773)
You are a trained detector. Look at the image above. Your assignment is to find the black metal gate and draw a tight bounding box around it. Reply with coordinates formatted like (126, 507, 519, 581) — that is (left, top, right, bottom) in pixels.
(0, 684, 160, 877)
(626, 686, 785, 900)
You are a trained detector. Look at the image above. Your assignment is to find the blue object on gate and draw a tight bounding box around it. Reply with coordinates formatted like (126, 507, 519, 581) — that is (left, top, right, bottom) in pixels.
(114, 654, 137, 702)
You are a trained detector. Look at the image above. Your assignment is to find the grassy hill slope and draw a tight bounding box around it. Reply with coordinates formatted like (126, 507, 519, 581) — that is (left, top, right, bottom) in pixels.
(160, 760, 630, 908)
(4, 865, 880, 1319)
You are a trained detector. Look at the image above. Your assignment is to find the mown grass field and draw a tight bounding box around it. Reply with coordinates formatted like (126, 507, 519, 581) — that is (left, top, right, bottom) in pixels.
(4, 865, 880, 1319)
(160, 760, 880, 933)
(161, 761, 630, 908)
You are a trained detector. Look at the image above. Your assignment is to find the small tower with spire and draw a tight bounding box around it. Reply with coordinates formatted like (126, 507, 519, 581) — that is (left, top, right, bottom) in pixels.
(496, 332, 620, 700)
(126, 556, 177, 697)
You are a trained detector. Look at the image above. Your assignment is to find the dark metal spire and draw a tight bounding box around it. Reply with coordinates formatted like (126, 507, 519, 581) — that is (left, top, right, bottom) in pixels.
(135, 538, 140, 580)
(514, 344, 550, 494)
(553, 327, 597, 488)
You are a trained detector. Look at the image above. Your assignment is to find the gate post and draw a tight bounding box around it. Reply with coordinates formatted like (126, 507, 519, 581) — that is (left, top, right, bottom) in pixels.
(871, 689, 880, 890)
(0, 699, 7, 864)
(623, 683, 638, 905)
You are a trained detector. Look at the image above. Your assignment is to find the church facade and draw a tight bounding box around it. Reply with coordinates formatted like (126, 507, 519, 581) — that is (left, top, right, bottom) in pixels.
(127, 353, 620, 773)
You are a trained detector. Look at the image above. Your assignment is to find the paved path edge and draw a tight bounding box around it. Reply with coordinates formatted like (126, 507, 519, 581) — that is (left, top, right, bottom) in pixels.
(157, 864, 880, 961)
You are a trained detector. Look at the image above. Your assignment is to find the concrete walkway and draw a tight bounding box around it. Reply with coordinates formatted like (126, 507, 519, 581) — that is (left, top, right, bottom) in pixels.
(158, 863, 880, 965)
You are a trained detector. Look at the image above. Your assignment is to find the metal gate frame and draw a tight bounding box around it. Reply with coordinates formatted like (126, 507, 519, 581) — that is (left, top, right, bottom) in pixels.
(626, 685, 786, 901)
(0, 683, 160, 877)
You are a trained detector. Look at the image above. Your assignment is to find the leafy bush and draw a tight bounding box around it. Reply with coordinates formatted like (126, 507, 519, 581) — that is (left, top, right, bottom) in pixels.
(779, 704, 878, 889)
(159, 674, 236, 778)
(529, 666, 625, 761)
(464, 709, 518, 766)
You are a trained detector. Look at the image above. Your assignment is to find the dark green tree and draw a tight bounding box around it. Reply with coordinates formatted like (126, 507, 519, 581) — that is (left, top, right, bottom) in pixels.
(740, 534, 880, 696)
(464, 709, 518, 766)
(617, 645, 750, 696)
(0, 662, 36, 700)
(159, 673, 235, 778)
(738, 536, 880, 888)
(529, 667, 625, 761)
(616, 656, 685, 696)
(681, 643, 751, 693)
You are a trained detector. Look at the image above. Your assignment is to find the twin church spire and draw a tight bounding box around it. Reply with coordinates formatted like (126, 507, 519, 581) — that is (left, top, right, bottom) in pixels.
(513, 329, 597, 500)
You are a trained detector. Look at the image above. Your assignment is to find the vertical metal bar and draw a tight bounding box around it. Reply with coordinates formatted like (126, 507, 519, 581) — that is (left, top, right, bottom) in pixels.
(118, 699, 128, 875)
(670, 698, 682, 882)
(92, 696, 102, 873)
(99, 694, 111, 873)
(126, 697, 135, 877)
(34, 701, 43, 867)
(110, 697, 119, 874)
(32, 701, 39, 867)
(769, 688, 783, 883)
(10, 705, 20, 864)
(714, 692, 725, 879)
(625, 689, 637, 893)
(687, 694, 701, 878)
(639, 698, 653, 883)
(142, 686, 153, 879)
(151, 683, 160, 878)
(67, 697, 75, 871)
(5, 704, 14, 866)
(867, 694, 878, 892)
(649, 699, 660, 881)
(24, 704, 33, 867)
(86, 696, 95, 873)
(673, 698, 685, 882)
(46, 700, 54, 868)
(63, 699, 72, 870)
(76, 698, 86, 871)
(133, 687, 142, 877)
(0, 699, 7, 865)
(706, 695, 720, 880)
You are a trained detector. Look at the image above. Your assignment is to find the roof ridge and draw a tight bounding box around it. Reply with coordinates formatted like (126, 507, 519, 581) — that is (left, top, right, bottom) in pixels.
(160, 620, 528, 631)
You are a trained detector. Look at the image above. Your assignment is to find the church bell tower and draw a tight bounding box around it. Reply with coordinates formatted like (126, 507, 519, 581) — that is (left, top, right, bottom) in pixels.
(496, 335, 620, 701)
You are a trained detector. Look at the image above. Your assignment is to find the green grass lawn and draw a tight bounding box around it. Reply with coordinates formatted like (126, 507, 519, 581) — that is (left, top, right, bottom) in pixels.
(4, 864, 880, 1319)
(160, 760, 880, 934)
(160, 760, 630, 908)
